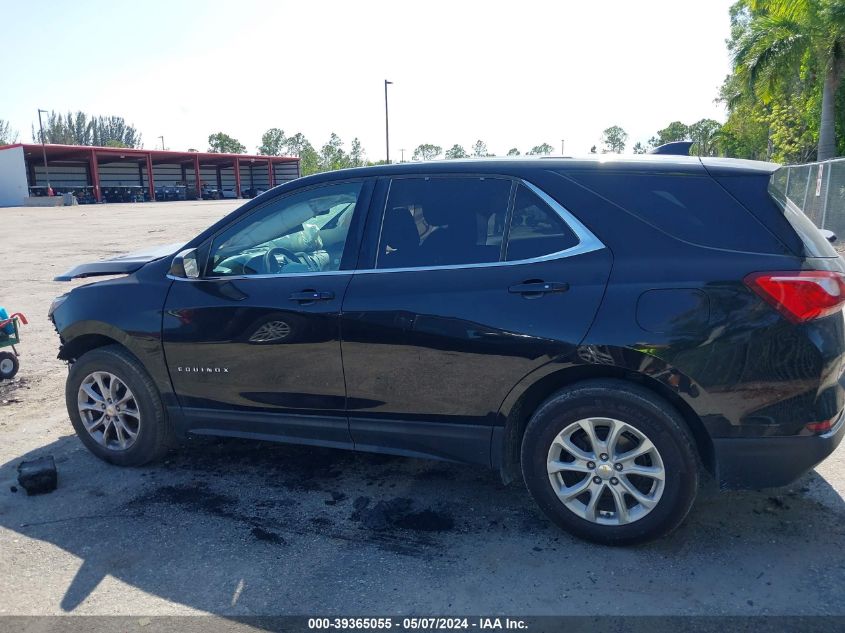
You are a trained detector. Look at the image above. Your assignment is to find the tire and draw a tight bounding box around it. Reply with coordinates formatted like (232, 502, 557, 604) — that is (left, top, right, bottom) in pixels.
(66, 345, 174, 466)
(520, 379, 698, 545)
(0, 352, 18, 379)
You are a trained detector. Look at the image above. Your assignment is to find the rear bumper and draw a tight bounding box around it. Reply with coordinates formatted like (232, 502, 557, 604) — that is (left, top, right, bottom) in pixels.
(713, 409, 845, 489)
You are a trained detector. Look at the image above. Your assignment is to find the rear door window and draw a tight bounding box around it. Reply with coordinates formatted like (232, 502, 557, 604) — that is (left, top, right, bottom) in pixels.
(567, 172, 784, 252)
(505, 185, 579, 261)
(377, 176, 512, 269)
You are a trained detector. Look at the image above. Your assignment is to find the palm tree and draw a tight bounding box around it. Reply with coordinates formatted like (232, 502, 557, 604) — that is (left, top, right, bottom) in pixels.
(733, 0, 845, 160)
(688, 119, 723, 156)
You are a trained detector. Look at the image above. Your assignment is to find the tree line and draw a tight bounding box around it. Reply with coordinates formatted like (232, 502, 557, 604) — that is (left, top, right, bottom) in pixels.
(247, 129, 367, 175)
(0, 119, 18, 145)
(412, 140, 557, 160)
(25, 111, 142, 148)
(209, 130, 562, 175)
(720, 0, 845, 162)
(593, 120, 723, 155)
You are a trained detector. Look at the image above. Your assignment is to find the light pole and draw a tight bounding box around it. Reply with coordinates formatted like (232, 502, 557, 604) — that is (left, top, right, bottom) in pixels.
(159, 135, 165, 150)
(399, 148, 405, 163)
(561, 139, 565, 155)
(37, 109, 52, 195)
(384, 79, 393, 164)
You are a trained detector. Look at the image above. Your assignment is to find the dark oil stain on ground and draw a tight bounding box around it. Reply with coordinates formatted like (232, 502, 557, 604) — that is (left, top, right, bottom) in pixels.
(325, 491, 347, 506)
(117, 438, 533, 558)
(129, 484, 239, 520)
(161, 438, 399, 493)
(124, 482, 452, 558)
(351, 497, 455, 533)
(250, 526, 286, 545)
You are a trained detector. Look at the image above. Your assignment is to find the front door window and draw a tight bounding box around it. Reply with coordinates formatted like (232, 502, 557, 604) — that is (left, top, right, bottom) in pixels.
(208, 182, 362, 276)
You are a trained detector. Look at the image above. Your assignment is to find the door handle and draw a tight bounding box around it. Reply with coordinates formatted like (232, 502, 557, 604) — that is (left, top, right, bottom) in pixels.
(289, 290, 335, 303)
(508, 281, 570, 297)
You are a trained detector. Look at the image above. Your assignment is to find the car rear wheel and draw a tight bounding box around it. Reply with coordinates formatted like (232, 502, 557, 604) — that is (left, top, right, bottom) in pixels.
(521, 379, 698, 545)
(66, 345, 174, 466)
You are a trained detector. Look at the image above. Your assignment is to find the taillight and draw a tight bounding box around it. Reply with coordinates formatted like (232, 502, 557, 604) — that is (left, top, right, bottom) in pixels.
(744, 271, 845, 324)
(806, 419, 834, 434)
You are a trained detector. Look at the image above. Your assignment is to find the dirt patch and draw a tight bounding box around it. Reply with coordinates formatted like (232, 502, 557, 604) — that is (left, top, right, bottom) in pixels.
(0, 376, 30, 406)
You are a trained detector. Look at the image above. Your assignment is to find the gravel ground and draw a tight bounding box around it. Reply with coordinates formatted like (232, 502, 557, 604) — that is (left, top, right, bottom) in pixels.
(1, 201, 845, 616)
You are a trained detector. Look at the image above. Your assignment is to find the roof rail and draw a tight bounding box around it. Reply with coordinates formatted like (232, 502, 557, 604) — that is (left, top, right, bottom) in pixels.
(647, 141, 694, 156)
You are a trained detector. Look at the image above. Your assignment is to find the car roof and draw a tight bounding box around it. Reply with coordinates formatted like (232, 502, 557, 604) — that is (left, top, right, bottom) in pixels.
(290, 155, 780, 187)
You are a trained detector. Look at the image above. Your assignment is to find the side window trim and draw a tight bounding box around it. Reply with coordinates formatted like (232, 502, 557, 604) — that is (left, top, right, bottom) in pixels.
(356, 177, 605, 275)
(498, 181, 518, 262)
(372, 176, 395, 270)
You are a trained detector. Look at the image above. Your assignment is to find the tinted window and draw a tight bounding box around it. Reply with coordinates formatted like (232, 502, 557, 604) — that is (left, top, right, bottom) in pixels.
(208, 182, 361, 277)
(568, 172, 782, 252)
(377, 177, 511, 269)
(505, 185, 579, 261)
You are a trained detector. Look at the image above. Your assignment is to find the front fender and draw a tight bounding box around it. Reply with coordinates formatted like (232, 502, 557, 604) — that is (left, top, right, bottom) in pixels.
(51, 259, 176, 406)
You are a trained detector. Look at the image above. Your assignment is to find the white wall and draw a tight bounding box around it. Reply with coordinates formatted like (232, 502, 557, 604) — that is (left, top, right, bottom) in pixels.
(0, 146, 29, 207)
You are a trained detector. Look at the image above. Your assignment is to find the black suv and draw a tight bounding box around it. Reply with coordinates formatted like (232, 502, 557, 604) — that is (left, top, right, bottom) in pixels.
(50, 156, 845, 544)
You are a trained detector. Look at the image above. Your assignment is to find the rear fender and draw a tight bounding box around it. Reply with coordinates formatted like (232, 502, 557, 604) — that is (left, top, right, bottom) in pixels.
(493, 345, 714, 482)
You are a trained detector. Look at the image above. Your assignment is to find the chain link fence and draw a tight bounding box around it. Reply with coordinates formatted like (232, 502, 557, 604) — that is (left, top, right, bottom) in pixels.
(773, 158, 845, 238)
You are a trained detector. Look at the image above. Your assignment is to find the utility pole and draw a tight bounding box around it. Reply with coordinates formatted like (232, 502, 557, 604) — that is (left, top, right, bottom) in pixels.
(159, 135, 165, 151)
(561, 139, 565, 155)
(384, 79, 393, 164)
(37, 109, 52, 195)
(400, 148, 405, 163)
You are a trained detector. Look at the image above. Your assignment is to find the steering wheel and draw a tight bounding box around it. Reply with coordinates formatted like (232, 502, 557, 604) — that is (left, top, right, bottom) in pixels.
(263, 247, 302, 274)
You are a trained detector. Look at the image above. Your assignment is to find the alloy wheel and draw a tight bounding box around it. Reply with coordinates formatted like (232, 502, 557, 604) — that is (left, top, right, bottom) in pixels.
(77, 371, 140, 451)
(546, 417, 665, 526)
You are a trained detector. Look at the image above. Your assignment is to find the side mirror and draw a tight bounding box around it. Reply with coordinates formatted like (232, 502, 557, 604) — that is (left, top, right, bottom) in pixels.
(820, 229, 838, 244)
(170, 248, 200, 279)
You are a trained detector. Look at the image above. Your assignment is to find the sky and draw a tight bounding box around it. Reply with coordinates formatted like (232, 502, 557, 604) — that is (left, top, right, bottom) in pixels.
(0, 0, 736, 160)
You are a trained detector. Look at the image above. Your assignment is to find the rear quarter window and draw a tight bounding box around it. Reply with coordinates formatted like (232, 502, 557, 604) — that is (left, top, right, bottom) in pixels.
(565, 172, 784, 253)
(505, 184, 579, 261)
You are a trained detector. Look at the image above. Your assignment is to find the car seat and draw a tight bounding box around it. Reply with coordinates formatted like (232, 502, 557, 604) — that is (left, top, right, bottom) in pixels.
(418, 202, 485, 266)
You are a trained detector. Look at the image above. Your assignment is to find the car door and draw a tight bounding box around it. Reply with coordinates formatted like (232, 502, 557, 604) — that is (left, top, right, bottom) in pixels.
(162, 179, 372, 447)
(340, 174, 612, 465)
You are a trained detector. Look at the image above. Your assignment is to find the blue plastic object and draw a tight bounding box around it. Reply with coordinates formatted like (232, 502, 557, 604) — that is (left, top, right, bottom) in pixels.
(0, 307, 13, 335)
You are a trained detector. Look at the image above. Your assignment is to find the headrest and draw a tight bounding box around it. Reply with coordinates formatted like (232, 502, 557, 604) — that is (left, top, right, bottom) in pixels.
(382, 207, 419, 250)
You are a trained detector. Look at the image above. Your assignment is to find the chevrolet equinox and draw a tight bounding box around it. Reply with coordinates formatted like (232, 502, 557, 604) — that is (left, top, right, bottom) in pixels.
(50, 154, 845, 544)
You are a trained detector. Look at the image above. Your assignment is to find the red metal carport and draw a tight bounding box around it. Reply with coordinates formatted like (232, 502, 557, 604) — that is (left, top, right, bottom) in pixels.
(8, 143, 300, 202)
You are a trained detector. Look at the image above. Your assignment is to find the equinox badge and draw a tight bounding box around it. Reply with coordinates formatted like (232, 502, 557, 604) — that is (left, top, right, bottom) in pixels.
(177, 366, 229, 373)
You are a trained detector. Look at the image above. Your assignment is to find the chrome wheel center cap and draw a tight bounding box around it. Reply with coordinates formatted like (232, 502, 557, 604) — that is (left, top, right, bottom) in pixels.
(106, 405, 117, 417)
(596, 463, 614, 479)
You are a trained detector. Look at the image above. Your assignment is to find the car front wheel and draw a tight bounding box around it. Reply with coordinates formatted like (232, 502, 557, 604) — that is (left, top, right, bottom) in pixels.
(521, 379, 699, 545)
(66, 345, 174, 466)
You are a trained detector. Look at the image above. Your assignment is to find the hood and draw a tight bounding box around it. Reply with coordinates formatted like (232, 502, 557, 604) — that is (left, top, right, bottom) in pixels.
(54, 243, 183, 281)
